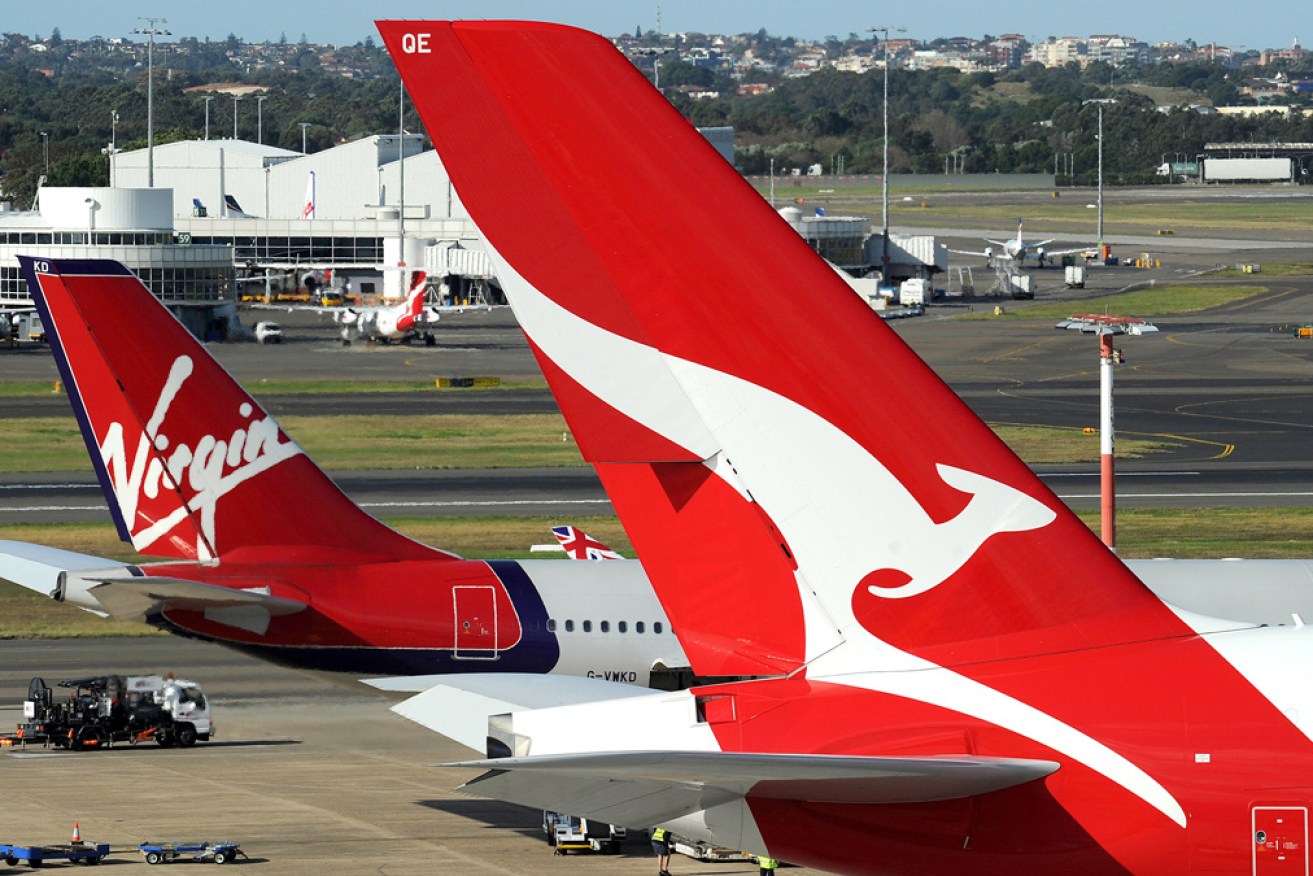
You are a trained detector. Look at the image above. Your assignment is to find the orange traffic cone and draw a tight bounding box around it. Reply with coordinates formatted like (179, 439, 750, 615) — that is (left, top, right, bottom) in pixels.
(72, 822, 81, 844)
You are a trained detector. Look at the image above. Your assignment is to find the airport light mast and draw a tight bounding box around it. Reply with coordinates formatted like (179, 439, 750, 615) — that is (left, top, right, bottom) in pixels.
(1056, 314, 1158, 550)
(133, 17, 169, 188)
(871, 24, 905, 287)
(1082, 98, 1117, 257)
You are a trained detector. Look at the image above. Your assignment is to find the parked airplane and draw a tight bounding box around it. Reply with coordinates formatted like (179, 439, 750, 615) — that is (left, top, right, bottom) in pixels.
(0, 255, 687, 684)
(256, 268, 450, 345)
(951, 219, 1090, 265)
(380, 20, 1313, 874)
(552, 526, 623, 561)
(549, 523, 1313, 625)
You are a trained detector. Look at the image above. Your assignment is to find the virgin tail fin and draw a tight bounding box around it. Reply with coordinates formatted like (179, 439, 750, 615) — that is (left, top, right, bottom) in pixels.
(20, 256, 438, 563)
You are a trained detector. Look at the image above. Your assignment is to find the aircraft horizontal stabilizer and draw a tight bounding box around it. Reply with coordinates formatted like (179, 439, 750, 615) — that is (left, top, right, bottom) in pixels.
(0, 540, 122, 600)
(0, 540, 306, 635)
(381, 673, 653, 752)
(450, 751, 1059, 828)
(83, 576, 306, 629)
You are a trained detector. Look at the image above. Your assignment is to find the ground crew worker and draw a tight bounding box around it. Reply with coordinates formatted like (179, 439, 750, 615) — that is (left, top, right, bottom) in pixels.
(651, 826, 672, 876)
(758, 854, 779, 875)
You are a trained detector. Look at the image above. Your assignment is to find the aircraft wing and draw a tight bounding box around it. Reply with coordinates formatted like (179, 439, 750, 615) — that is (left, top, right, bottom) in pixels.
(248, 303, 353, 316)
(448, 750, 1059, 829)
(377, 673, 655, 750)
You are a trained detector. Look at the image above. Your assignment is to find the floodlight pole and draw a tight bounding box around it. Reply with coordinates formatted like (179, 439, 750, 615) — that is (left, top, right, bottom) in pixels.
(1097, 104, 1104, 250)
(1083, 98, 1116, 257)
(871, 24, 905, 286)
(134, 17, 169, 188)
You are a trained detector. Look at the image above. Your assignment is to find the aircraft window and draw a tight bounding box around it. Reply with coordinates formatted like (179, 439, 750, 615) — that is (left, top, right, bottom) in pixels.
(547, 619, 557, 632)
(564, 620, 575, 632)
(582, 620, 593, 633)
(600, 621, 610, 633)
(654, 622, 664, 634)
(618, 621, 627, 633)
(635, 622, 645, 634)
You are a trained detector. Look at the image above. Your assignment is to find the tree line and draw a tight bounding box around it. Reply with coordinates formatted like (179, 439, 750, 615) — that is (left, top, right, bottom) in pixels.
(2, 34, 1310, 208)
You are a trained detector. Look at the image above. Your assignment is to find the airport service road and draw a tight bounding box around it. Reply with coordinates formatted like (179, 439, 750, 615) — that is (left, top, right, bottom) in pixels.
(0, 637, 777, 876)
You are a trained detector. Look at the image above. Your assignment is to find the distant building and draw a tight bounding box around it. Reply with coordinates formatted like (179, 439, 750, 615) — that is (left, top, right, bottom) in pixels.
(1087, 35, 1150, 67)
(1030, 37, 1087, 67)
(0, 187, 235, 336)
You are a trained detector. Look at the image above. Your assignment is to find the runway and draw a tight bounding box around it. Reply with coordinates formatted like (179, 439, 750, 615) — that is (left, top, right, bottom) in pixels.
(5, 274, 1313, 521)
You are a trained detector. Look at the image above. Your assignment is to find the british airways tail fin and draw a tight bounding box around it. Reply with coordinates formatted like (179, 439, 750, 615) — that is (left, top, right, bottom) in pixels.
(382, 22, 1170, 679)
(19, 257, 438, 563)
(551, 525, 623, 561)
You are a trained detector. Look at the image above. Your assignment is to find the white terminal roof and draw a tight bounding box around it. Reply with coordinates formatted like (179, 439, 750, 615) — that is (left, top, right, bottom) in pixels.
(114, 135, 470, 224)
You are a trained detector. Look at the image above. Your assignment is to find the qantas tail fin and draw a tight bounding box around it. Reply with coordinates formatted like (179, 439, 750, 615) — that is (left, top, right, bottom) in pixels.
(396, 269, 429, 331)
(19, 257, 438, 563)
(383, 21, 1169, 678)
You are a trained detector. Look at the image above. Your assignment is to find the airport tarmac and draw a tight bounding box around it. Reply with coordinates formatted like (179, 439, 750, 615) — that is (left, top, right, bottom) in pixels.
(0, 188, 1310, 872)
(0, 636, 777, 875)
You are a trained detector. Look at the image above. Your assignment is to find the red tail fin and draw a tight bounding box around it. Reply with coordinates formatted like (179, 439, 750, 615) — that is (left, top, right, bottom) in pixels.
(21, 257, 438, 563)
(383, 22, 1174, 679)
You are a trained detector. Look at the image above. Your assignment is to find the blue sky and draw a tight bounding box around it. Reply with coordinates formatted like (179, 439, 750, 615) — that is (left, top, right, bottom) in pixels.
(5, 0, 1302, 52)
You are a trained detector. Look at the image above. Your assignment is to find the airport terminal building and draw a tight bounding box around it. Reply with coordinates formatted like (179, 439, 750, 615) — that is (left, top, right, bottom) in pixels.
(0, 134, 497, 332)
(0, 187, 235, 337)
(113, 135, 495, 303)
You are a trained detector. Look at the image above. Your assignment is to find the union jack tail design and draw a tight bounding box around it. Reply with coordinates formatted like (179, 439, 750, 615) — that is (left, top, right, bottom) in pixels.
(551, 526, 622, 561)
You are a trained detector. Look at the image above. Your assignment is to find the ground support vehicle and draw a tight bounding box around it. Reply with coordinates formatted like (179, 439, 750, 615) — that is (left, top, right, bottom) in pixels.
(0, 841, 110, 867)
(542, 812, 624, 854)
(14, 675, 214, 751)
(253, 321, 283, 344)
(672, 835, 750, 862)
(138, 841, 245, 865)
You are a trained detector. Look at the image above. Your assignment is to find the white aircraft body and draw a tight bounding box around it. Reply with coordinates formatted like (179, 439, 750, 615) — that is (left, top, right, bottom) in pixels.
(951, 219, 1092, 265)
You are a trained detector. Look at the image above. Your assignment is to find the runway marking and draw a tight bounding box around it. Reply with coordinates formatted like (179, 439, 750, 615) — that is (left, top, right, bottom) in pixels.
(1042, 471, 1201, 478)
(1058, 491, 1313, 500)
(359, 499, 611, 509)
(2, 499, 614, 514)
(0, 483, 97, 490)
(0, 505, 105, 512)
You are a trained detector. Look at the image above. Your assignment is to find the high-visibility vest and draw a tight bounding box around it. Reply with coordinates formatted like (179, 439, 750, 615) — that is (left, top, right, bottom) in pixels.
(758, 856, 779, 869)
(652, 828, 668, 842)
